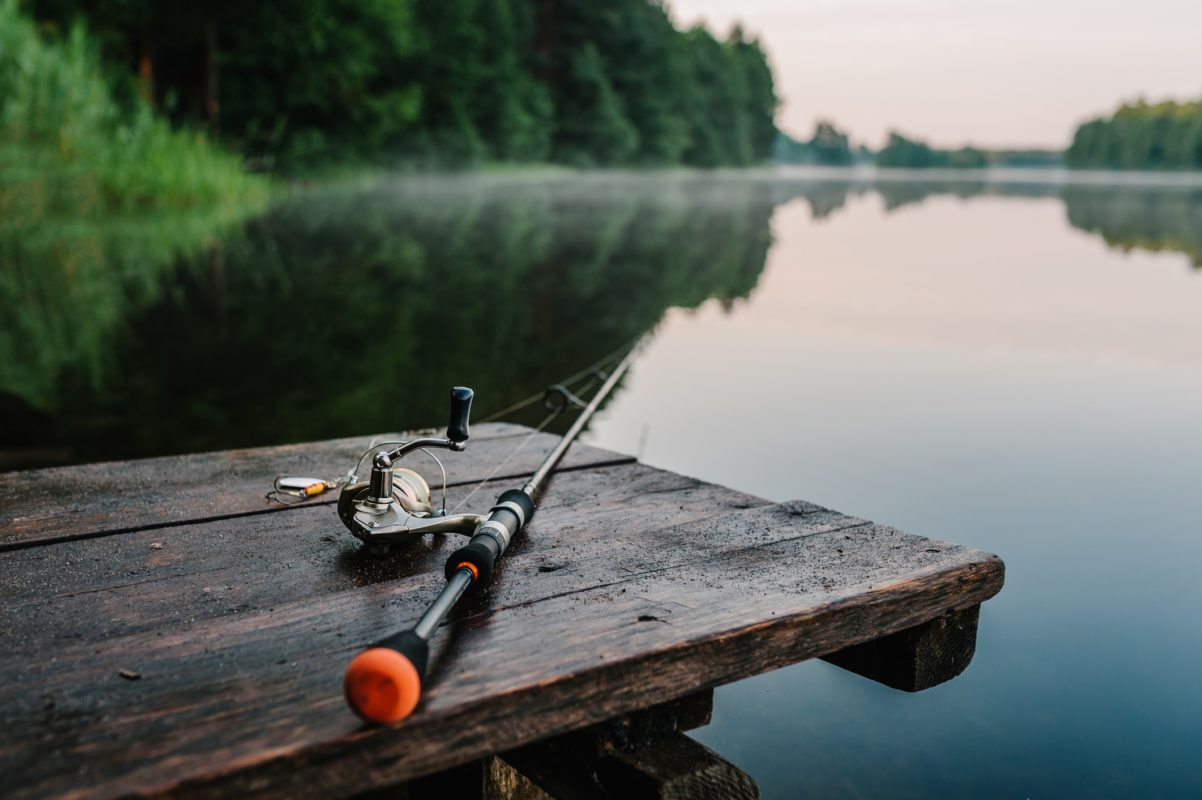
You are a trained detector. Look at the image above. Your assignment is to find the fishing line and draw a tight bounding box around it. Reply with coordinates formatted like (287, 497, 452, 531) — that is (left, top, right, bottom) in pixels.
(448, 336, 644, 509)
(476, 332, 645, 423)
(447, 410, 559, 515)
(267, 337, 639, 507)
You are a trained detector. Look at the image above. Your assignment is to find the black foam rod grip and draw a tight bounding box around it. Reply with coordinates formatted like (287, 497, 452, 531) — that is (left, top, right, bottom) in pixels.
(447, 386, 473, 443)
(377, 629, 430, 682)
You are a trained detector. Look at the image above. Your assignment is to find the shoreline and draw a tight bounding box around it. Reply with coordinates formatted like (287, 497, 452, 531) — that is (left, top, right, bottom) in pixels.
(766, 163, 1202, 188)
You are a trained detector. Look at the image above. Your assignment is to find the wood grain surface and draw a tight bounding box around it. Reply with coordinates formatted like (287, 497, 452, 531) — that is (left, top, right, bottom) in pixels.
(0, 431, 1004, 800)
(0, 422, 632, 550)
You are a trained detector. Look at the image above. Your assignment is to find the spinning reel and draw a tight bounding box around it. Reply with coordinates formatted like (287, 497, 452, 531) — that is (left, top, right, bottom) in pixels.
(337, 387, 486, 549)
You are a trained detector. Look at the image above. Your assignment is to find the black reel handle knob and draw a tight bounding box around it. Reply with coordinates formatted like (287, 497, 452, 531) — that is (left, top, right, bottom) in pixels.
(447, 387, 473, 443)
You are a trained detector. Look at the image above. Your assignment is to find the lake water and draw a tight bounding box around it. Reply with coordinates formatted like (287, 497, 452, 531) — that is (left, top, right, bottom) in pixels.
(4, 168, 1201, 797)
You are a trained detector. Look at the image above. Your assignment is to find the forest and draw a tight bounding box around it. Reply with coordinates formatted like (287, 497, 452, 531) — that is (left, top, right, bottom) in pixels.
(22, 0, 778, 173)
(773, 123, 1063, 169)
(1067, 99, 1202, 170)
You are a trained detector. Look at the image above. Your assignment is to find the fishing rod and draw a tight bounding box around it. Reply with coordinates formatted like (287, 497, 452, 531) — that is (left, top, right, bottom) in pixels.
(339, 339, 643, 725)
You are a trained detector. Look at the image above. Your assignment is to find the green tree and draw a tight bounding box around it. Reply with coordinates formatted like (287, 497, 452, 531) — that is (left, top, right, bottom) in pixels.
(402, 0, 487, 164)
(596, 1, 692, 164)
(1068, 99, 1202, 171)
(810, 120, 852, 165)
(876, 131, 939, 168)
(28, 0, 781, 170)
(469, 0, 552, 161)
(772, 121, 853, 165)
(552, 43, 638, 165)
(680, 27, 749, 166)
(729, 26, 777, 159)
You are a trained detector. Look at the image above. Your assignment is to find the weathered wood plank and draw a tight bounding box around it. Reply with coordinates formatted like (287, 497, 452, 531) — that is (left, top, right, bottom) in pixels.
(0, 423, 633, 550)
(0, 463, 763, 652)
(598, 733, 759, 800)
(823, 605, 981, 691)
(0, 494, 1003, 800)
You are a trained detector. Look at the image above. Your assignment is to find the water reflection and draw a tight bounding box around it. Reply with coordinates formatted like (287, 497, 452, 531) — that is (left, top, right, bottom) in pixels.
(0, 206, 258, 468)
(3, 170, 1202, 467)
(774, 171, 1202, 269)
(1, 174, 775, 465)
(1064, 184, 1202, 267)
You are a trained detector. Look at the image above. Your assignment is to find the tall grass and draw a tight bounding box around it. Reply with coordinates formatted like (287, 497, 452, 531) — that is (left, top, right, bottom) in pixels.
(0, 0, 268, 216)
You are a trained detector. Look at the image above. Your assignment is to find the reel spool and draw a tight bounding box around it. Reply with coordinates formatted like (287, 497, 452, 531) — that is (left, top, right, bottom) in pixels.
(338, 467, 432, 522)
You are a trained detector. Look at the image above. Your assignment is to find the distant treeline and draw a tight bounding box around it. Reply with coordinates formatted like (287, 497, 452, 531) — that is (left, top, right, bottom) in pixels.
(29, 0, 777, 171)
(876, 132, 991, 168)
(841, 99, 1202, 172)
(773, 121, 865, 166)
(876, 132, 1062, 169)
(1068, 99, 1202, 170)
(774, 123, 1063, 169)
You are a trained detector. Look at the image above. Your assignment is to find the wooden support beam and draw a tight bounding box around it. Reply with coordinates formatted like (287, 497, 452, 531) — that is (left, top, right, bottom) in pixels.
(597, 734, 759, 800)
(561, 691, 715, 756)
(494, 691, 757, 799)
(485, 759, 551, 800)
(357, 695, 731, 800)
(822, 605, 981, 691)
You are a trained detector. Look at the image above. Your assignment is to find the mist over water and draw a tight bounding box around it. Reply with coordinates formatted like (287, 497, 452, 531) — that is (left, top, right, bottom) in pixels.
(4, 170, 1201, 796)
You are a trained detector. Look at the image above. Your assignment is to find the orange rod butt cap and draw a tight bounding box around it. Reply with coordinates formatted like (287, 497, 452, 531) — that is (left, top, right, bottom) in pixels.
(344, 647, 421, 724)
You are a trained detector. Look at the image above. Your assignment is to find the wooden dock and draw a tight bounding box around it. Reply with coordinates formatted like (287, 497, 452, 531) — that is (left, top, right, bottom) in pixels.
(0, 423, 1004, 799)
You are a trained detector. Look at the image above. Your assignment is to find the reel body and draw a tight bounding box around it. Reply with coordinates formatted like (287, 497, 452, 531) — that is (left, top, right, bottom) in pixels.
(338, 474, 485, 544)
(338, 388, 484, 547)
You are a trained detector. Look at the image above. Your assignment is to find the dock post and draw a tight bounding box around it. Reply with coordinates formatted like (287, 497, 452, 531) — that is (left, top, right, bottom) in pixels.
(822, 606, 982, 691)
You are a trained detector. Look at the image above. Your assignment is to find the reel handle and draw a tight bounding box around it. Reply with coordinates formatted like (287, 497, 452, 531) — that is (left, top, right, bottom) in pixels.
(447, 387, 473, 444)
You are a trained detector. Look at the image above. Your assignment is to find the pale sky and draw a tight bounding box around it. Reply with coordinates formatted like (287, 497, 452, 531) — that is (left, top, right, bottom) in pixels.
(669, 0, 1202, 149)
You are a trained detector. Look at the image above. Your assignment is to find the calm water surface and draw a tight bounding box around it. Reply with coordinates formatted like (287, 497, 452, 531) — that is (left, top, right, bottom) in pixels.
(4, 169, 1201, 797)
(591, 173, 1202, 798)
